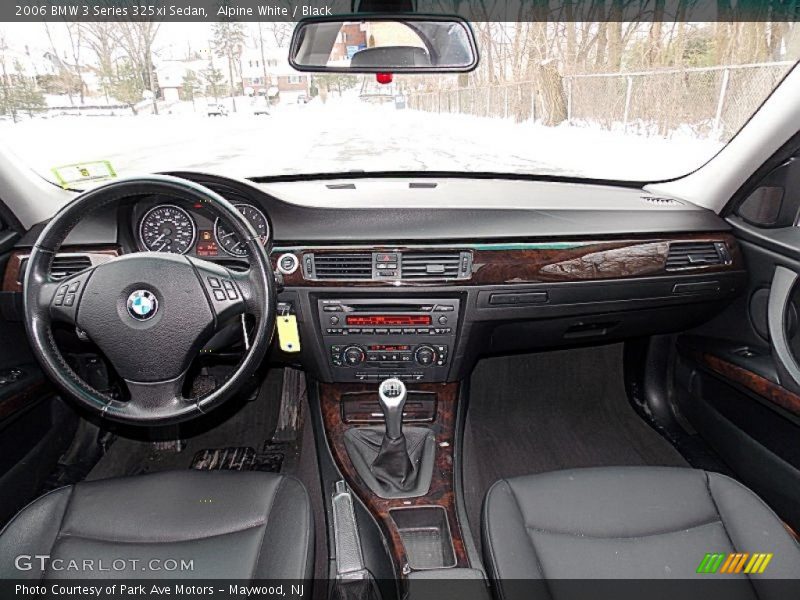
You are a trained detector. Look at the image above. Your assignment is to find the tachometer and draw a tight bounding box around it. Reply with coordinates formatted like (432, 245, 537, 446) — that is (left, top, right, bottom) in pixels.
(214, 204, 270, 257)
(139, 204, 197, 254)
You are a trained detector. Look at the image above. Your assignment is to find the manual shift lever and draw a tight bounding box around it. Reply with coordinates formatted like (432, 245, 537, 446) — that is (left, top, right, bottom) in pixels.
(378, 378, 407, 440)
(343, 377, 436, 498)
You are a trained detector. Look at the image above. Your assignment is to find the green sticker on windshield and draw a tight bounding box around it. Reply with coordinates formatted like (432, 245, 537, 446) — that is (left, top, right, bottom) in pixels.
(51, 161, 117, 190)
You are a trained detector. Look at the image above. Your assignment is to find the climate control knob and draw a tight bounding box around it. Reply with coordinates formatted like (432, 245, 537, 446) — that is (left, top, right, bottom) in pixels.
(414, 345, 437, 367)
(342, 346, 365, 366)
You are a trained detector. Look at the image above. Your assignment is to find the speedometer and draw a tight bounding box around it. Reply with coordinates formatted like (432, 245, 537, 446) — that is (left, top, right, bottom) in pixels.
(214, 204, 270, 257)
(139, 205, 197, 254)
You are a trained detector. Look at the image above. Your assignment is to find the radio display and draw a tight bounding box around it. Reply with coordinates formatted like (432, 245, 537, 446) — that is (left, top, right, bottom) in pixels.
(346, 315, 432, 326)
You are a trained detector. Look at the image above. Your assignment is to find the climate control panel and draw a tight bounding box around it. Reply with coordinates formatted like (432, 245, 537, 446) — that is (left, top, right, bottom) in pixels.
(318, 298, 459, 382)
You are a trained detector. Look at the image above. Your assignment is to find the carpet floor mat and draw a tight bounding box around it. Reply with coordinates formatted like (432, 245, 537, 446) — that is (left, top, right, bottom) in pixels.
(462, 343, 687, 556)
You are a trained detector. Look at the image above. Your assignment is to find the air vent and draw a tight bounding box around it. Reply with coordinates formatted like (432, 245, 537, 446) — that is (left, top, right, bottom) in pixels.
(401, 251, 469, 280)
(641, 195, 684, 206)
(48, 255, 93, 280)
(666, 242, 727, 270)
(309, 253, 372, 279)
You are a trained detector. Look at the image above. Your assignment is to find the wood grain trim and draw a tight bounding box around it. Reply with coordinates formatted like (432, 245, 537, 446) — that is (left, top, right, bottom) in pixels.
(0, 378, 50, 422)
(693, 352, 800, 418)
(275, 233, 742, 287)
(319, 381, 468, 573)
(2, 248, 120, 293)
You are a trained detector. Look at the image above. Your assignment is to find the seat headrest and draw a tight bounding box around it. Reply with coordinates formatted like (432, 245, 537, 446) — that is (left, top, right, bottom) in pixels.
(350, 46, 432, 69)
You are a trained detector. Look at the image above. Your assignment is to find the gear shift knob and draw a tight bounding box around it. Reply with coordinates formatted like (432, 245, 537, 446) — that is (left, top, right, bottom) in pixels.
(378, 378, 407, 440)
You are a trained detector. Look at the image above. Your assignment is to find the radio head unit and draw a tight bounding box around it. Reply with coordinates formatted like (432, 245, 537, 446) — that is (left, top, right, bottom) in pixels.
(317, 298, 459, 383)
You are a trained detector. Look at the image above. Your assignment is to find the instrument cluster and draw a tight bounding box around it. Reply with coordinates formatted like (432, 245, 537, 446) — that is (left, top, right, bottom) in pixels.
(133, 196, 270, 259)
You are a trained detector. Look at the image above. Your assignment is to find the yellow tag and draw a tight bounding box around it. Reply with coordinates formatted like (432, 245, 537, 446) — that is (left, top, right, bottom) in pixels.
(277, 314, 301, 353)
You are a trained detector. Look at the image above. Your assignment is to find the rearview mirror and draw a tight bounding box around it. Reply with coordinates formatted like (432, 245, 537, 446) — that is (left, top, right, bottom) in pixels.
(289, 15, 479, 73)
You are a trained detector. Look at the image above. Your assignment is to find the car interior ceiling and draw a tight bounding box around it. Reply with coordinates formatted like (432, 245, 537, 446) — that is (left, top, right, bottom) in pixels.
(2, 10, 800, 600)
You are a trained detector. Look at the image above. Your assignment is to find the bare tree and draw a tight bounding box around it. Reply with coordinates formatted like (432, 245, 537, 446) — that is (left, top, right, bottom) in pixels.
(0, 31, 17, 122)
(65, 23, 85, 104)
(79, 22, 117, 102)
(211, 21, 246, 112)
(114, 20, 161, 114)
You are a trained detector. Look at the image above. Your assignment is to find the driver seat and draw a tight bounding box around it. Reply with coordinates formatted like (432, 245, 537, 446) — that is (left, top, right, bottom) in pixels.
(0, 470, 313, 579)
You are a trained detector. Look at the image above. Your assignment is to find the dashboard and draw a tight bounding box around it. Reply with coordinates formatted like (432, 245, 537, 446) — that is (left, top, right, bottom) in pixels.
(4, 172, 749, 384)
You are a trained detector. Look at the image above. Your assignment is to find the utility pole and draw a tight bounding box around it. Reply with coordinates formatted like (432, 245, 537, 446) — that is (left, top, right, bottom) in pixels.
(258, 22, 270, 105)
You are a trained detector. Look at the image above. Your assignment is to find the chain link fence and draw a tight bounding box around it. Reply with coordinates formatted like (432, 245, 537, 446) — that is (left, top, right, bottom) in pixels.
(407, 61, 795, 140)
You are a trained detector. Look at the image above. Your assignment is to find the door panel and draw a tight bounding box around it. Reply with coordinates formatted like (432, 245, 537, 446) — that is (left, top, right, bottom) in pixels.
(674, 154, 800, 531)
(0, 204, 77, 524)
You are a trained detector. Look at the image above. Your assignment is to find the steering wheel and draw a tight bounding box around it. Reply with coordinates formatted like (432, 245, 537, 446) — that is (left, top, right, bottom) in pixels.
(23, 175, 275, 425)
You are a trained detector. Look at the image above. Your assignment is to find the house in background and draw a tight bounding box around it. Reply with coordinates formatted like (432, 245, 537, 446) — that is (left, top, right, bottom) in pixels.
(240, 47, 310, 103)
(157, 59, 208, 103)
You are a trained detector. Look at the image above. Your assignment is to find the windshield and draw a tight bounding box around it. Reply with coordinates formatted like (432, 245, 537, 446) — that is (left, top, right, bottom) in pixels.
(0, 20, 797, 186)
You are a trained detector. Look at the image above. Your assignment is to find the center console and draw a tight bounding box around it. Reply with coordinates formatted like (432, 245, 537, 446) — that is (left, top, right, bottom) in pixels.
(318, 298, 460, 383)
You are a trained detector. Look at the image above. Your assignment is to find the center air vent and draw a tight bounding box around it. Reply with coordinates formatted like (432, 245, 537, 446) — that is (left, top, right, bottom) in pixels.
(666, 242, 728, 270)
(307, 253, 372, 279)
(50, 255, 93, 280)
(401, 251, 470, 280)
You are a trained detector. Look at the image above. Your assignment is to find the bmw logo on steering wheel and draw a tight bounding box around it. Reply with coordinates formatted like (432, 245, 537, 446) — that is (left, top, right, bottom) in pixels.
(127, 290, 159, 321)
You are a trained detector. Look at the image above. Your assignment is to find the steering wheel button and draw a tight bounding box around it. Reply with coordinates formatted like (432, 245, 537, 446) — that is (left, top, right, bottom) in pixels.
(68, 281, 80, 292)
(207, 277, 221, 288)
(212, 289, 226, 302)
(54, 295, 64, 306)
(226, 288, 238, 300)
(64, 294, 75, 307)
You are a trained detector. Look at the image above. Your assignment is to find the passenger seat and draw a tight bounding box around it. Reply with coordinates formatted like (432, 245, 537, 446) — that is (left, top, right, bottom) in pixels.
(482, 467, 800, 590)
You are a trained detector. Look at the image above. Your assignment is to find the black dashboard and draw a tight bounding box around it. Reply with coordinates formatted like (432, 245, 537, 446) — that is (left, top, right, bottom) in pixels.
(8, 171, 748, 384)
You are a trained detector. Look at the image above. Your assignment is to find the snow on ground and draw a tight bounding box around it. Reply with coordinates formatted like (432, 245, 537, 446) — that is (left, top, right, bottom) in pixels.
(0, 95, 723, 186)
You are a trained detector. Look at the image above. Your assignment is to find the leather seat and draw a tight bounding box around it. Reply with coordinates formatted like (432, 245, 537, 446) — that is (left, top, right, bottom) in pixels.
(0, 470, 313, 579)
(483, 467, 800, 587)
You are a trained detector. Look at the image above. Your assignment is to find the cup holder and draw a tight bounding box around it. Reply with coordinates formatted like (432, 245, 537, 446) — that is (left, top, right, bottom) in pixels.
(389, 506, 456, 570)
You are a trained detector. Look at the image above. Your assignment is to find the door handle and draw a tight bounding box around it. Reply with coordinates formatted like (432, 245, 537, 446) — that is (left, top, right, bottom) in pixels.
(767, 265, 800, 394)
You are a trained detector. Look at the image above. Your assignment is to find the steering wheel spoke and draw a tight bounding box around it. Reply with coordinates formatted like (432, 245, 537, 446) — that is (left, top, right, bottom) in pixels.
(189, 257, 249, 328)
(123, 372, 194, 421)
(43, 268, 95, 325)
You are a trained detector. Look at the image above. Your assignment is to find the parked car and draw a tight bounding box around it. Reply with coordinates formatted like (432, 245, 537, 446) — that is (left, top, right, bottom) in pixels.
(206, 103, 228, 116)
